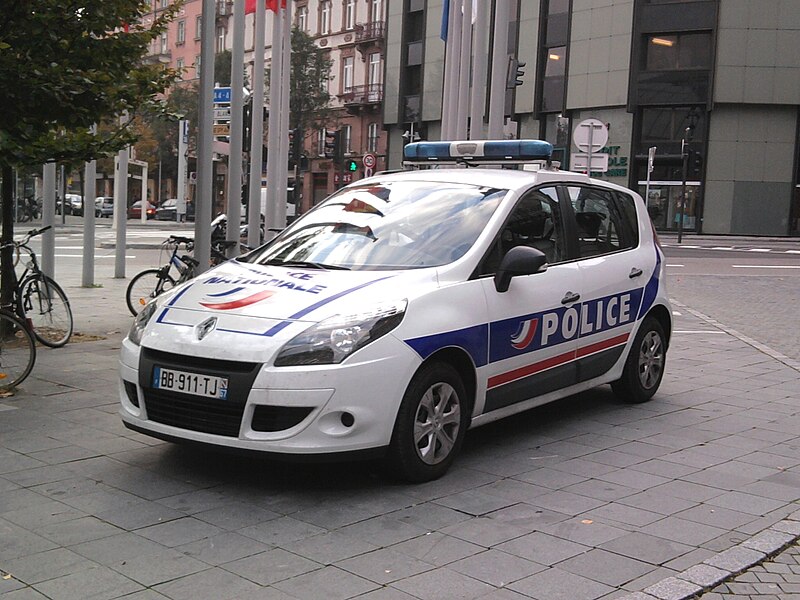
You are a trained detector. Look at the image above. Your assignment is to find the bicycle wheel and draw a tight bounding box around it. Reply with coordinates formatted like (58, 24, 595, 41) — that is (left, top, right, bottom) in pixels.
(0, 311, 36, 389)
(126, 269, 176, 316)
(20, 275, 74, 348)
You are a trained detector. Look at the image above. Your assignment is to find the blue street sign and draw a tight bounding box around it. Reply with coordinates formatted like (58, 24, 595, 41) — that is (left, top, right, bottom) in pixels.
(213, 87, 232, 104)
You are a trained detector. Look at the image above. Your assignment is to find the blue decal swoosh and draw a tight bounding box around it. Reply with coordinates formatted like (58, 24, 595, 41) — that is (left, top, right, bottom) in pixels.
(206, 286, 245, 297)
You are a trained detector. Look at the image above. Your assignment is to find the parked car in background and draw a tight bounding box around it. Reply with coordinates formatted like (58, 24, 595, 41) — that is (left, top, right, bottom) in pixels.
(96, 197, 114, 218)
(128, 200, 156, 220)
(155, 199, 177, 221)
(56, 194, 84, 215)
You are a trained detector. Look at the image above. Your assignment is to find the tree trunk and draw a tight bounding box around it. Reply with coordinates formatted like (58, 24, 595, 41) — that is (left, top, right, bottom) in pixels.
(1, 165, 15, 309)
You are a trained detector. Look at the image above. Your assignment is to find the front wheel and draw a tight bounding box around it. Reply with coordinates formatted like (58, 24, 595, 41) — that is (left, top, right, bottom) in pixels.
(611, 316, 667, 403)
(0, 311, 36, 389)
(126, 269, 175, 316)
(20, 275, 74, 348)
(386, 362, 469, 483)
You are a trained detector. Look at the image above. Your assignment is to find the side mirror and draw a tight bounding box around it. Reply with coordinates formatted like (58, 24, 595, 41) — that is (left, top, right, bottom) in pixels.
(494, 246, 548, 293)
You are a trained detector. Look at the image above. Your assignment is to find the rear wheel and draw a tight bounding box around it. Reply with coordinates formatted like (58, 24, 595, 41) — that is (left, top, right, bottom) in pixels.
(0, 311, 36, 389)
(20, 275, 73, 348)
(386, 362, 469, 483)
(126, 269, 175, 316)
(611, 316, 666, 403)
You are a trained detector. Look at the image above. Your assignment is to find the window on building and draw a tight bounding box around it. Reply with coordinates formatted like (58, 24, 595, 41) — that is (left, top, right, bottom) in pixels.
(319, 1, 331, 35)
(344, 0, 356, 30)
(541, 45, 566, 112)
(195, 54, 201, 78)
(368, 52, 382, 85)
(369, 0, 382, 23)
(342, 124, 352, 154)
(177, 20, 185, 44)
(342, 56, 354, 92)
(160, 32, 168, 54)
(297, 5, 308, 31)
(318, 128, 326, 156)
(645, 32, 712, 71)
(217, 26, 226, 52)
(538, 0, 569, 114)
(160, 0, 169, 8)
(195, 15, 202, 39)
(176, 57, 185, 74)
(367, 122, 379, 153)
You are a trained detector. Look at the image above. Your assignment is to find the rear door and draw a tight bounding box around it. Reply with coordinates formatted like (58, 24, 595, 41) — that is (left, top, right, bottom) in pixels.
(564, 185, 650, 382)
(477, 186, 582, 416)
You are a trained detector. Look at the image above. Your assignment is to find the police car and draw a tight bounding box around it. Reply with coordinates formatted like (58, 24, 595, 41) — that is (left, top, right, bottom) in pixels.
(119, 140, 671, 482)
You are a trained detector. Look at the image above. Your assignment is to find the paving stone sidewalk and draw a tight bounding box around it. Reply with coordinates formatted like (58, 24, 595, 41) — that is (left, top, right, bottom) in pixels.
(1, 293, 799, 600)
(698, 542, 800, 599)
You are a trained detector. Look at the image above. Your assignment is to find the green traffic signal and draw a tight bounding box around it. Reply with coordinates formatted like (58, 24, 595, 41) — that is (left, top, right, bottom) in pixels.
(347, 160, 358, 172)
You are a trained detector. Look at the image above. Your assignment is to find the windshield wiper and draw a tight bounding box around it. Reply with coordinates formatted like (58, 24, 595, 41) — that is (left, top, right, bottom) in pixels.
(262, 259, 350, 270)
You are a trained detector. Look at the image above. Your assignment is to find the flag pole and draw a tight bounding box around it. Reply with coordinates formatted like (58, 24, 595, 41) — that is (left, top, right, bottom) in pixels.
(455, 0, 472, 139)
(488, 0, 510, 139)
(248, 0, 267, 248)
(276, 0, 291, 230)
(264, 4, 283, 239)
(226, 0, 246, 256)
(469, 0, 488, 140)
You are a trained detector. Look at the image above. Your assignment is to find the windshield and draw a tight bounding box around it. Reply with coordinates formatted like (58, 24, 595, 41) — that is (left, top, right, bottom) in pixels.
(243, 181, 507, 270)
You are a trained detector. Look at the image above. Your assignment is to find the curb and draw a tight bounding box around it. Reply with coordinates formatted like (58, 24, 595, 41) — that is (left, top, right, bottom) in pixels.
(617, 509, 800, 600)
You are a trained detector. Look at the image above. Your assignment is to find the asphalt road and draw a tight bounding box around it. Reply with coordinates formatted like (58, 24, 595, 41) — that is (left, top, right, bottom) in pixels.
(662, 240, 800, 362)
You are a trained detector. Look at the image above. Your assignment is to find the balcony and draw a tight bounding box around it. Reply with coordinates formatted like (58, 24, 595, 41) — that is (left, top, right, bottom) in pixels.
(145, 49, 172, 65)
(354, 21, 385, 43)
(341, 84, 384, 114)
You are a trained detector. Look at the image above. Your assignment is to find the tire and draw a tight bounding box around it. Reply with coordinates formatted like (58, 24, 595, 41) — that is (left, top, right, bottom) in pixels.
(0, 311, 36, 389)
(386, 362, 469, 483)
(611, 316, 667, 403)
(126, 269, 175, 316)
(20, 275, 74, 348)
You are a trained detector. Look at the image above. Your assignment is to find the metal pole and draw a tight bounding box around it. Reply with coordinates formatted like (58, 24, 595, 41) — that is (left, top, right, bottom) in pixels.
(83, 129, 97, 288)
(41, 163, 56, 279)
(276, 1, 291, 231)
(456, 0, 472, 140)
(264, 6, 282, 239)
(447, 0, 463, 139)
(177, 119, 188, 223)
(441, 0, 457, 139)
(469, 0, 488, 139)
(645, 145, 656, 215)
(248, 0, 266, 248)
(678, 133, 688, 244)
(140, 164, 148, 223)
(226, 0, 246, 256)
(60, 164, 66, 224)
(488, 0, 510, 139)
(195, 0, 216, 272)
(114, 145, 129, 278)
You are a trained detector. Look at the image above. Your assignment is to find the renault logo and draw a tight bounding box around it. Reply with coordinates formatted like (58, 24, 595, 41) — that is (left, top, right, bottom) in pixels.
(196, 317, 217, 341)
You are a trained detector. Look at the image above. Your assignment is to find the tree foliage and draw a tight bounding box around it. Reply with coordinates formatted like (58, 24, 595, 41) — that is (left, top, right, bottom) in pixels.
(286, 28, 333, 136)
(0, 0, 180, 169)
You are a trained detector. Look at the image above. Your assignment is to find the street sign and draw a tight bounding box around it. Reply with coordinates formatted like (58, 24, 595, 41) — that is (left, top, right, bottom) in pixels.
(647, 146, 657, 174)
(213, 123, 230, 136)
(213, 87, 232, 104)
(364, 166, 374, 178)
(363, 153, 376, 168)
(571, 152, 609, 173)
(573, 118, 608, 153)
(342, 173, 353, 183)
(213, 108, 231, 120)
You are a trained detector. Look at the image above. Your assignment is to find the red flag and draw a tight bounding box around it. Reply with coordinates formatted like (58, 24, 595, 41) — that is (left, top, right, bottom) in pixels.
(246, 0, 285, 14)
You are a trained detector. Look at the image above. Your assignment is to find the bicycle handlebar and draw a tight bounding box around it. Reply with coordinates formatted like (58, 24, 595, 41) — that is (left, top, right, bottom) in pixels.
(168, 235, 194, 245)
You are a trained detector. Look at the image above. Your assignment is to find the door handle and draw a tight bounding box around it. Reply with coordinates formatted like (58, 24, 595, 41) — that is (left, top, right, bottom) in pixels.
(629, 267, 643, 279)
(561, 291, 580, 305)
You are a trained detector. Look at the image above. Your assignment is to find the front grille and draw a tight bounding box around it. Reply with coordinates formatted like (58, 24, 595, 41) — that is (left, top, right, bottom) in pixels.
(251, 406, 313, 432)
(143, 389, 244, 437)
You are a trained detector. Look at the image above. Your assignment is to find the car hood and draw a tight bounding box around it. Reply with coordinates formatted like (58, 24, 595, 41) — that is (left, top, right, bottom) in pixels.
(141, 259, 434, 361)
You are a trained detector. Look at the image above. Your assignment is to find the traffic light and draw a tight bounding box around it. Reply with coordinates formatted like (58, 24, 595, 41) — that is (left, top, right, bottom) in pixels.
(288, 127, 299, 169)
(689, 149, 703, 177)
(506, 57, 526, 89)
(345, 159, 358, 172)
(324, 129, 342, 163)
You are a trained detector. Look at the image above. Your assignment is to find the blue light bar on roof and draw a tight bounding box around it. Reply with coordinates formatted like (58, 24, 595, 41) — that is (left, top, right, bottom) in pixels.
(403, 139, 554, 162)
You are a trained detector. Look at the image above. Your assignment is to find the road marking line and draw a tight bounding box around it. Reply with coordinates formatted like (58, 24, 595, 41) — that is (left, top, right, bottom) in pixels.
(732, 265, 800, 269)
(679, 245, 700, 249)
(55, 254, 136, 259)
(672, 311, 682, 316)
(711, 247, 734, 251)
(748, 248, 771, 252)
(786, 250, 800, 254)
(674, 330, 726, 334)
(666, 264, 684, 267)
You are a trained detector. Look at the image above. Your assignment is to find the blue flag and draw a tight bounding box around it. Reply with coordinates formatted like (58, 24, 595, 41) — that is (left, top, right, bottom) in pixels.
(441, 0, 450, 40)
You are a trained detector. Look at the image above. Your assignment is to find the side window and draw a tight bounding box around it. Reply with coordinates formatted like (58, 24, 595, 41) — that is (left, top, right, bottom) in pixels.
(480, 187, 564, 275)
(615, 191, 640, 247)
(566, 186, 630, 258)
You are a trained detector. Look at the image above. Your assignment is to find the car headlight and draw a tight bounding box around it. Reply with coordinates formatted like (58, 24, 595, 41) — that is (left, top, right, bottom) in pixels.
(128, 301, 158, 346)
(274, 299, 407, 366)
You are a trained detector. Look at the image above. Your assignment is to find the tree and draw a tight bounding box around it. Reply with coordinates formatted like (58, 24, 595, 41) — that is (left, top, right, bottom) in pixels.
(287, 28, 334, 139)
(0, 0, 178, 304)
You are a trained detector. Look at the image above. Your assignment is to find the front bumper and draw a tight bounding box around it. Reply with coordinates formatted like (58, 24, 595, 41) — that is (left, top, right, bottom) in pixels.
(118, 335, 420, 455)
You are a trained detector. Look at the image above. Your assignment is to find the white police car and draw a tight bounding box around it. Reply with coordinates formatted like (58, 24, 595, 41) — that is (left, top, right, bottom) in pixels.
(119, 140, 671, 482)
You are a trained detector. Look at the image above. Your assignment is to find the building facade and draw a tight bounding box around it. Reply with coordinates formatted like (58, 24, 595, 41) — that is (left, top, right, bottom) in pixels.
(383, 0, 800, 236)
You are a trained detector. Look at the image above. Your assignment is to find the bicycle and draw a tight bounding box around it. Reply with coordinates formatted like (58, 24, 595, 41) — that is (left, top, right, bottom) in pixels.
(1, 226, 74, 348)
(125, 236, 243, 316)
(0, 309, 36, 390)
(16, 196, 41, 223)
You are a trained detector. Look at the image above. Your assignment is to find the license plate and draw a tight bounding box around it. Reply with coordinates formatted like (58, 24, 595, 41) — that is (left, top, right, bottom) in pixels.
(153, 366, 228, 400)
